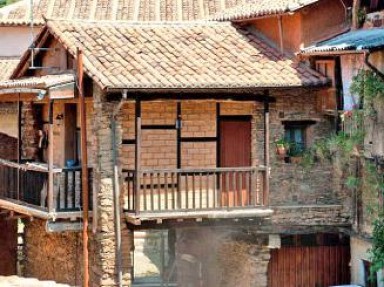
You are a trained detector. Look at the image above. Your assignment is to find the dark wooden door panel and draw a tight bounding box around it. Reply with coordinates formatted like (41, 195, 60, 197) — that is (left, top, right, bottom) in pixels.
(0, 219, 17, 275)
(220, 118, 251, 168)
(269, 246, 350, 287)
(220, 118, 251, 207)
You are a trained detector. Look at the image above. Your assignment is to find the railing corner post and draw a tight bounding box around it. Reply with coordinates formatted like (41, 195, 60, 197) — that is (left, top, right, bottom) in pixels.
(135, 171, 141, 215)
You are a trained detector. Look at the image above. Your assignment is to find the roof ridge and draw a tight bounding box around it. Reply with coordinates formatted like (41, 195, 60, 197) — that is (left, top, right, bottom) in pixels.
(46, 18, 232, 26)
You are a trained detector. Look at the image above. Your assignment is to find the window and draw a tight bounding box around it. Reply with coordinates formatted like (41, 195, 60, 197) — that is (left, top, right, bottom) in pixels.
(284, 125, 306, 157)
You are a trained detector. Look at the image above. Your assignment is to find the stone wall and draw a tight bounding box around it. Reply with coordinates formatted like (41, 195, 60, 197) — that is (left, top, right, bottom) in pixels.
(271, 205, 350, 226)
(21, 102, 40, 160)
(24, 219, 90, 286)
(350, 236, 372, 286)
(175, 227, 270, 287)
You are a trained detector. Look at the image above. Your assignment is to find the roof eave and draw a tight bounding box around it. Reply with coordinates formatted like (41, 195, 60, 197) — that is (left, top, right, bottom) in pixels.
(300, 49, 369, 56)
(105, 83, 329, 94)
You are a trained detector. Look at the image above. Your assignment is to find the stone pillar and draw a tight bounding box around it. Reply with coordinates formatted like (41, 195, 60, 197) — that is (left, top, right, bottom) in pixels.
(175, 226, 270, 287)
(92, 84, 133, 287)
(21, 102, 40, 160)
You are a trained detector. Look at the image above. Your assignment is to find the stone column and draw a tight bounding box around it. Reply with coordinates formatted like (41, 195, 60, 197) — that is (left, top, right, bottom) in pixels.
(92, 84, 133, 287)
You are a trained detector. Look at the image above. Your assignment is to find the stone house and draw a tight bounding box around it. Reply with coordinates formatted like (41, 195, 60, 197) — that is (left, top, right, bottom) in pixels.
(0, 0, 251, 277)
(302, 24, 384, 287)
(0, 0, 367, 286)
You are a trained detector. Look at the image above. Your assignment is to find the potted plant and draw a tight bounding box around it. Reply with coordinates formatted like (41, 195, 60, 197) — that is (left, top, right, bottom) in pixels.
(275, 138, 289, 159)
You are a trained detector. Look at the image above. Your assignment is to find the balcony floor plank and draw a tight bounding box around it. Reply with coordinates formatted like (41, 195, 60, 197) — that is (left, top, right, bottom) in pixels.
(124, 208, 274, 225)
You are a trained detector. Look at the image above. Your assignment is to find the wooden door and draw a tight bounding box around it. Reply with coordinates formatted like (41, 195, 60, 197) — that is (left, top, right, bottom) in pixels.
(268, 246, 350, 287)
(0, 218, 17, 275)
(220, 117, 251, 207)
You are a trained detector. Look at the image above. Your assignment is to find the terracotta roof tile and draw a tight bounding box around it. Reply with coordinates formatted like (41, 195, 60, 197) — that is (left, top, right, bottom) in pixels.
(0, 58, 19, 81)
(211, 0, 319, 21)
(43, 20, 328, 90)
(0, 0, 246, 25)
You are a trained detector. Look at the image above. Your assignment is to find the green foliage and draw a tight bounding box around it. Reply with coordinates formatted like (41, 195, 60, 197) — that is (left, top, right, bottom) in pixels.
(299, 129, 364, 169)
(370, 215, 384, 276)
(345, 175, 360, 189)
(350, 69, 384, 116)
(275, 138, 289, 147)
(0, 0, 19, 8)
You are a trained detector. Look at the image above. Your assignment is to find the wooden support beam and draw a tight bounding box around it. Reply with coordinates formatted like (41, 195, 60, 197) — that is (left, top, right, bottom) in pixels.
(106, 91, 276, 103)
(47, 100, 54, 212)
(135, 99, 142, 215)
(78, 48, 90, 287)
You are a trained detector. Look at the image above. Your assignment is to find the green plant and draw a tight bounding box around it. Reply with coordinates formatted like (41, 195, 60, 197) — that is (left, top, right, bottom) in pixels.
(357, 8, 366, 27)
(350, 69, 384, 117)
(275, 138, 289, 147)
(370, 214, 384, 277)
(0, 0, 18, 7)
(287, 142, 305, 157)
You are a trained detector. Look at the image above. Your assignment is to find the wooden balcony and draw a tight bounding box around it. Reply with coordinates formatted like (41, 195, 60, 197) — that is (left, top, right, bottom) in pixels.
(123, 166, 273, 224)
(0, 159, 92, 220)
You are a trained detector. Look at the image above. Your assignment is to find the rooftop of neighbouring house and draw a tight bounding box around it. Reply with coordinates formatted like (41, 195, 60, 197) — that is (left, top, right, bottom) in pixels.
(210, 0, 320, 21)
(0, 0, 325, 25)
(302, 28, 384, 54)
(13, 19, 329, 91)
(0, 0, 245, 25)
(0, 57, 19, 81)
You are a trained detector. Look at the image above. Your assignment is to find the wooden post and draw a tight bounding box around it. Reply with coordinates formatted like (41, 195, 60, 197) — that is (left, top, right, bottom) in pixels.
(135, 98, 141, 214)
(263, 93, 270, 206)
(352, 0, 362, 30)
(277, 16, 284, 54)
(17, 94, 21, 201)
(48, 100, 54, 212)
(77, 48, 89, 287)
(176, 102, 181, 209)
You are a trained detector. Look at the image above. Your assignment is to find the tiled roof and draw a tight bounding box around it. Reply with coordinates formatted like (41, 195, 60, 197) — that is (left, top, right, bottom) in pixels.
(302, 28, 384, 54)
(0, 73, 74, 89)
(0, 57, 19, 81)
(41, 20, 328, 90)
(0, 0, 247, 25)
(210, 0, 319, 21)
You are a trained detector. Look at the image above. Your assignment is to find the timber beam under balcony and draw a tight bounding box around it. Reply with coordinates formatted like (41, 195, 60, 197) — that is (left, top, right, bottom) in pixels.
(0, 198, 86, 221)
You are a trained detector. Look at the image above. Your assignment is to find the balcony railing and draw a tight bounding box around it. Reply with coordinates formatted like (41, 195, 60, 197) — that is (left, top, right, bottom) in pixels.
(0, 159, 92, 213)
(123, 166, 267, 214)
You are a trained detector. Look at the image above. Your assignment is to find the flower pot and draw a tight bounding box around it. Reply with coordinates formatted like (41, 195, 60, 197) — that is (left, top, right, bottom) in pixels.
(276, 144, 287, 159)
